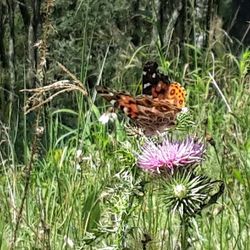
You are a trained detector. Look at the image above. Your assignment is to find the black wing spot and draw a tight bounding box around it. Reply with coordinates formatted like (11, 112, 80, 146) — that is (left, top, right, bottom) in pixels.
(170, 89, 175, 95)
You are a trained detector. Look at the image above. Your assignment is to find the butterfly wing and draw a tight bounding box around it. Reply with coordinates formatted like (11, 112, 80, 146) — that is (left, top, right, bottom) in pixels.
(142, 61, 186, 108)
(96, 61, 186, 135)
(96, 86, 139, 119)
(131, 96, 181, 135)
(96, 86, 181, 135)
(142, 61, 170, 95)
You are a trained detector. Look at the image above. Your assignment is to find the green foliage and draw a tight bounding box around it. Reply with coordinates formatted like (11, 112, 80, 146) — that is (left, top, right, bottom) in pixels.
(0, 0, 250, 249)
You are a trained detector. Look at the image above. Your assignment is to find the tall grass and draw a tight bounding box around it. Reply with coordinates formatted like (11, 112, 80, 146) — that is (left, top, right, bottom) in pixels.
(1, 48, 249, 249)
(1, 2, 250, 249)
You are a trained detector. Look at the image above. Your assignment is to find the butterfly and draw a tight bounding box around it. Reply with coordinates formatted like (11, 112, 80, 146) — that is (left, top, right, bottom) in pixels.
(96, 61, 186, 135)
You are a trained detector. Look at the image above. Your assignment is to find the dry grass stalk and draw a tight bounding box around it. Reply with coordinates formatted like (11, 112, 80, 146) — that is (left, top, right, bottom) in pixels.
(21, 63, 88, 114)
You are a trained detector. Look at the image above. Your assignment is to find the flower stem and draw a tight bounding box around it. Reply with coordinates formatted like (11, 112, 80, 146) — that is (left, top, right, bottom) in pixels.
(180, 214, 190, 250)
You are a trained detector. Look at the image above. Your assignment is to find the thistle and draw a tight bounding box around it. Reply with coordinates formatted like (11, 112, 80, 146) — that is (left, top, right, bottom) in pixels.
(137, 137, 205, 173)
(136, 136, 224, 249)
(161, 171, 224, 217)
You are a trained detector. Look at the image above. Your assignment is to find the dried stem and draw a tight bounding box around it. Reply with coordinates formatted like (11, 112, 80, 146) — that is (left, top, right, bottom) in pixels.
(209, 72, 232, 113)
(21, 64, 88, 114)
(21, 80, 87, 114)
(11, 111, 42, 249)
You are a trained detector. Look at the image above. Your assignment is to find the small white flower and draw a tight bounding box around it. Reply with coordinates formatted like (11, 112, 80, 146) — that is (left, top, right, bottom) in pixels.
(181, 107, 189, 113)
(35, 126, 44, 136)
(76, 149, 82, 159)
(99, 112, 117, 124)
(63, 235, 74, 248)
(76, 163, 81, 171)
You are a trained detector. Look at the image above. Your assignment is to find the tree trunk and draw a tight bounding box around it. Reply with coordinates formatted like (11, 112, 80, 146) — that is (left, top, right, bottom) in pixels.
(18, 0, 42, 88)
(6, 0, 16, 102)
(0, 3, 7, 68)
(131, 0, 140, 46)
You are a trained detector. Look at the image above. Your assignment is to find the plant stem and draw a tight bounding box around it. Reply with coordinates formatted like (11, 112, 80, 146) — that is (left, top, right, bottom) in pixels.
(180, 214, 189, 250)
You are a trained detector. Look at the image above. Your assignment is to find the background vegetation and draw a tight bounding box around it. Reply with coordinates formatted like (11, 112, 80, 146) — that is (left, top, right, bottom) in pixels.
(0, 0, 250, 249)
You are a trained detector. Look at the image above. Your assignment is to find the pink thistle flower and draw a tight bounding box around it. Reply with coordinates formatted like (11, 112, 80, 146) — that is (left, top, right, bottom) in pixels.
(137, 137, 205, 172)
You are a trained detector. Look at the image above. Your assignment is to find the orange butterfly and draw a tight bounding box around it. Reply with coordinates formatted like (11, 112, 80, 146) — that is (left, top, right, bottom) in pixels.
(96, 61, 186, 135)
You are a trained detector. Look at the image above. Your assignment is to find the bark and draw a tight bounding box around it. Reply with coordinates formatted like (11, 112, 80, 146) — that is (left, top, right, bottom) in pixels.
(19, 0, 42, 88)
(152, 0, 184, 48)
(158, 0, 168, 47)
(0, 3, 7, 68)
(18, 0, 30, 30)
(163, 1, 183, 47)
(28, 5, 36, 88)
(6, 0, 16, 101)
(205, 0, 213, 48)
(177, 0, 187, 45)
(18, 0, 36, 87)
(151, 0, 160, 46)
(131, 0, 140, 46)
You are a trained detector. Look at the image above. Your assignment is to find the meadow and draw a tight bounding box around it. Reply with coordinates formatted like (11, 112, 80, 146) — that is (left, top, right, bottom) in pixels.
(0, 1, 250, 249)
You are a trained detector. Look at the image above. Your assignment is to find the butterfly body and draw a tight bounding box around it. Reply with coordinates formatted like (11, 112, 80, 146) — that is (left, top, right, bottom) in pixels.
(96, 61, 186, 135)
